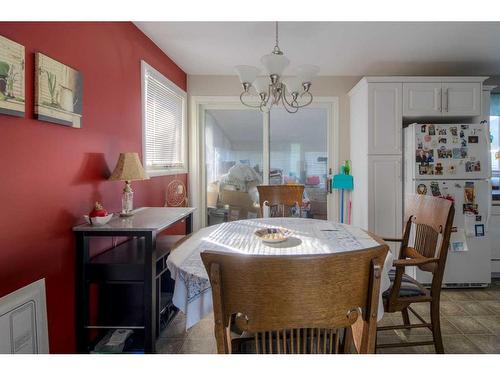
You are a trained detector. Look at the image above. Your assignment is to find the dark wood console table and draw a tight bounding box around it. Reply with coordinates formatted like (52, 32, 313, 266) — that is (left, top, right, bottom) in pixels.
(73, 207, 195, 353)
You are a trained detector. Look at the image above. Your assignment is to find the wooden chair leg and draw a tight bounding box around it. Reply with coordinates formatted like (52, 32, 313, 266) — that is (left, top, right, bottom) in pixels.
(401, 307, 410, 328)
(430, 300, 444, 354)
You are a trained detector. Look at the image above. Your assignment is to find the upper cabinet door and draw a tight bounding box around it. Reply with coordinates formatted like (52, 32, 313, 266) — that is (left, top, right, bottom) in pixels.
(442, 82, 481, 117)
(368, 82, 402, 154)
(403, 82, 442, 117)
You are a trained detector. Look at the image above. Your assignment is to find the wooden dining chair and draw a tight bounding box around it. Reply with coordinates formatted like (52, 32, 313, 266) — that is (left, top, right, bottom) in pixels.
(201, 244, 388, 354)
(257, 184, 305, 218)
(376, 194, 454, 354)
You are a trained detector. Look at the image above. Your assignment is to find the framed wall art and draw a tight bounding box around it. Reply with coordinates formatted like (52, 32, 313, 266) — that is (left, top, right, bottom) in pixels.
(34, 52, 82, 128)
(0, 35, 25, 117)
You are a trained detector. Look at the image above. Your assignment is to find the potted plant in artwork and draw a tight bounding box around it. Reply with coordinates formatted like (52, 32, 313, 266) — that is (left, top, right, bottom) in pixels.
(0, 60, 10, 97)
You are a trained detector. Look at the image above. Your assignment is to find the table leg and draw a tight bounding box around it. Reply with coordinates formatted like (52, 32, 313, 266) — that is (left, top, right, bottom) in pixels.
(144, 232, 157, 353)
(185, 213, 193, 235)
(75, 233, 89, 353)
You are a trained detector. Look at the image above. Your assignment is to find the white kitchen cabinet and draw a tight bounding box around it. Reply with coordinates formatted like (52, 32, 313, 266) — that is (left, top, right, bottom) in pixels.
(403, 82, 442, 117)
(368, 82, 402, 155)
(403, 81, 482, 117)
(368, 155, 403, 254)
(443, 82, 481, 116)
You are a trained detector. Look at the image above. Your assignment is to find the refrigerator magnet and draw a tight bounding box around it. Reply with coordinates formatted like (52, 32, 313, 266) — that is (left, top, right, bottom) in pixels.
(476, 215, 482, 222)
(435, 163, 444, 175)
(438, 128, 447, 136)
(421, 124, 427, 133)
(450, 127, 458, 136)
(447, 165, 456, 175)
(465, 160, 481, 172)
(461, 124, 469, 130)
(468, 136, 479, 144)
(428, 125, 436, 135)
(417, 184, 427, 195)
(438, 137, 447, 144)
(461, 139, 468, 147)
(475, 224, 485, 237)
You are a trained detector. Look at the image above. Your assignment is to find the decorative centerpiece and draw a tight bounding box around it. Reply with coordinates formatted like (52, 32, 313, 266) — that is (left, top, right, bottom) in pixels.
(84, 202, 113, 225)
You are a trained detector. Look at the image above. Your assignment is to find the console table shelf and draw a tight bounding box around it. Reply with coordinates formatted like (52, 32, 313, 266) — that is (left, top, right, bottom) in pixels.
(73, 207, 195, 354)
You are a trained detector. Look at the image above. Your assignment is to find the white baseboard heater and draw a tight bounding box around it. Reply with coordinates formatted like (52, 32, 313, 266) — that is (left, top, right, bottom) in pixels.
(0, 279, 49, 353)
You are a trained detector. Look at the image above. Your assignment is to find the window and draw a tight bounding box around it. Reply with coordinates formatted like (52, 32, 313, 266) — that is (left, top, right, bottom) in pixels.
(142, 61, 187, 176)
(491, 93, 500, 175)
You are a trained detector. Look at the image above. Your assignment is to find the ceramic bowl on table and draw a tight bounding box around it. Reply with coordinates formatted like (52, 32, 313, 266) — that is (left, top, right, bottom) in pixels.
(254, 227, 291, 243)
(84, 213, 113, 226)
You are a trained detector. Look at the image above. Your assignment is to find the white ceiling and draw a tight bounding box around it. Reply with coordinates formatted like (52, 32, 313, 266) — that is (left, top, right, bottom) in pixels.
(207, 108, 327, 149)
(135, 22, 500, 76)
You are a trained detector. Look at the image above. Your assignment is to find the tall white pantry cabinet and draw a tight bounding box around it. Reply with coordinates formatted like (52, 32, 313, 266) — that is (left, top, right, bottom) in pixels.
(349, 76, 488, 259)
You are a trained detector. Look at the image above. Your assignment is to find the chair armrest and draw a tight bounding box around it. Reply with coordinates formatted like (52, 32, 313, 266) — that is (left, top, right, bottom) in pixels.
(382, 237, 403, 242)
(393, 257, 439, 267)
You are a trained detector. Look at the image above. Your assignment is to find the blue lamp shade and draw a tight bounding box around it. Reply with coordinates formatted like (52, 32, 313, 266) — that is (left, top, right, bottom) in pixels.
(332, 174, 354, 190)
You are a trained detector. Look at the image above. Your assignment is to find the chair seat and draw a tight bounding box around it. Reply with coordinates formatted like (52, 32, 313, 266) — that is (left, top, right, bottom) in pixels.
(383, 270, 427, 298)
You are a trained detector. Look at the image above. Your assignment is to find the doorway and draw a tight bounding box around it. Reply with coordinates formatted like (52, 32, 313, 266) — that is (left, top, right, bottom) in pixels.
(189, 97, 339, 230)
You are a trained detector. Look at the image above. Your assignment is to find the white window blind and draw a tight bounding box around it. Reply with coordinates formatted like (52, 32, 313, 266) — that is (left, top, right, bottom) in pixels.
(142, 61, 187, 175)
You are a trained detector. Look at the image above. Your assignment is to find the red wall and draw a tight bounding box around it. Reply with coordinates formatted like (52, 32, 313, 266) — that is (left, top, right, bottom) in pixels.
(0, 22, 187, 353)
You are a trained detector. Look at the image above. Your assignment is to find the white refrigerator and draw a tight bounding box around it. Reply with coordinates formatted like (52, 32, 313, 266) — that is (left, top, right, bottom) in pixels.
(404, 123, 491, 286)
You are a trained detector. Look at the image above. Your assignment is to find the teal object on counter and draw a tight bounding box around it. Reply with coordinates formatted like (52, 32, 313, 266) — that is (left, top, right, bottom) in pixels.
(332, 173, 354, 190)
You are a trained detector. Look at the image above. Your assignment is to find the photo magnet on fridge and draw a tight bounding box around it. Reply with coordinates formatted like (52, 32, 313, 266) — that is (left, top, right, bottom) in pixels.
(463, 203, 479, 215)
(428, 124, 435, 135)
(468, 136, 479, 144)
(450, 127, 458, 136)
(461, 138, 468, 147)
(438, 128, 447, 136)
(475, 224, 485, 237)
(465, 160, 481, 172)
(421, 124, 427, 133)
(419, 163, 434, 175)
(461, 124, 469, 130)
(464, 181, 475, 203)
(438, 137, 447, 144)
(476, 215, 482, 222)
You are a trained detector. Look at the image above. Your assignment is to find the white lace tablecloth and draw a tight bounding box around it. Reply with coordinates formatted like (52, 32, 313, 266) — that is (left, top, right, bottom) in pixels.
(167, 218, 393, 330)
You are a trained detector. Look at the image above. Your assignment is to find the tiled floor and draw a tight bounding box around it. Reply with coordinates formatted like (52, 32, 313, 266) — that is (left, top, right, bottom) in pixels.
(157, 280, 500, 354)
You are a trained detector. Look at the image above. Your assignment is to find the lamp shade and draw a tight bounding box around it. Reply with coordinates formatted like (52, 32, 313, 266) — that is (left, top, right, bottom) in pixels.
(260, 53, 290, 76)
(109, 152, 149, 182)
(296, 64, 320, 83)
(253, 77, 269, 95)
(283, 77, 302, 94)
(234, 65, 260, 84)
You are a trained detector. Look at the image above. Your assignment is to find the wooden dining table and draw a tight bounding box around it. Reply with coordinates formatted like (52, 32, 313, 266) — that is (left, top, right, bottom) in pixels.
(166, 217, 393, 330)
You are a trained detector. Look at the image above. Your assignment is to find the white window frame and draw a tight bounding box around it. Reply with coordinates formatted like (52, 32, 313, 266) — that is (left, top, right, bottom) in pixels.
(141, 60, 188, 177)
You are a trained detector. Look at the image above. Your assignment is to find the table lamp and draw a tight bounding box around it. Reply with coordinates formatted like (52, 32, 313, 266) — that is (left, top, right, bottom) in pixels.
(109, 152, 149, 216)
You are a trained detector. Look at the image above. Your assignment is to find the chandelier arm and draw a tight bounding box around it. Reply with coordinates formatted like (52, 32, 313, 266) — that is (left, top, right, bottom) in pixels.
(281, 86, 299, 108)
(239, 91, 262, 109)
(294, 91, 314, 108)
(280, 94, 299, 114)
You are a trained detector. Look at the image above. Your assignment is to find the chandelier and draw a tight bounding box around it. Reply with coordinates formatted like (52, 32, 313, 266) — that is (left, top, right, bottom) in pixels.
(235, 22, 320, 113)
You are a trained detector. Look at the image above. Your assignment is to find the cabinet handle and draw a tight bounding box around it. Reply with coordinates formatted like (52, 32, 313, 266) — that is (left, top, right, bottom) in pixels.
(444, 88, 449, 112)
(438, 88, 442, 112)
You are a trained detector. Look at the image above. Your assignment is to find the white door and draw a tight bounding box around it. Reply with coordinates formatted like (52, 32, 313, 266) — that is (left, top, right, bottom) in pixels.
(411, 123, 490, 180)
(442, 82, 481, 117)
(368, 155, 403, 253)
(403, 82, 442, 117)
(368, 82, 402, 154)
(411, 179, 491, 285)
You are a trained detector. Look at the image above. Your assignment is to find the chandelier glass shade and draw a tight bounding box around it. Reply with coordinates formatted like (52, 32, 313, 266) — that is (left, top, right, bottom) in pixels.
(235, 22, 319, 113)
